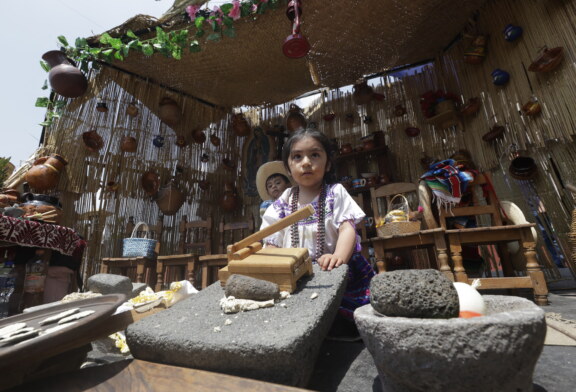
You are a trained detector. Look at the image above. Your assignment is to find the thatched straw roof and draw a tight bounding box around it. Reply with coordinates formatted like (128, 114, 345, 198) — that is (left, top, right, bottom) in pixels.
(91, 0, 486, 108)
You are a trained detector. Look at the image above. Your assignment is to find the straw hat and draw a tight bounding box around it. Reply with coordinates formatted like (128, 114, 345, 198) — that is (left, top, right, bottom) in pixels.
(256, 161, 293, 201)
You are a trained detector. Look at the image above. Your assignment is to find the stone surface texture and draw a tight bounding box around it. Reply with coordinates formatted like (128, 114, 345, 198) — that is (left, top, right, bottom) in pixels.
(225, 274, 280, 301)
(126, 264, 348, 387)
(355, 295, 546, 392)
(87, 274, 132, 297)
(131, 283, 148, 299)
(370, 269, 459, 318)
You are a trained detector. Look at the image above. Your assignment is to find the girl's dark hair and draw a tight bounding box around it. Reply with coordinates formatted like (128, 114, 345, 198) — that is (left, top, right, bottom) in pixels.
(282, 128, 336, 184)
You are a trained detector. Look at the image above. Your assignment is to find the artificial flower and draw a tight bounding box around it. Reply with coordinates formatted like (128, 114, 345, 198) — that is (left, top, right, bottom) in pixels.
(229, 0, 241, 20)
(186, 4, 201, 21)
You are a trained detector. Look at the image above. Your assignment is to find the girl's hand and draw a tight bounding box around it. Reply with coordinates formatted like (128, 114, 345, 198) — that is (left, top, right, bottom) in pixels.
(318, 253, 347, 271)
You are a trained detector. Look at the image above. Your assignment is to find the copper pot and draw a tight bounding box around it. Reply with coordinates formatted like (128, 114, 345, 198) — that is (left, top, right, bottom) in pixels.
(156, 180, 185, 215)
(232, 113, 251, 137)
(286, 104, 306, 132)
(141, 171, 160, 195)
(96, 102, 108, 113)
(158, 97, 181, 127)
(82, 129, 104, 152)
(25, 154, 67, 192)
(120, 136, 137, 152)
(42, 50, 88, 98)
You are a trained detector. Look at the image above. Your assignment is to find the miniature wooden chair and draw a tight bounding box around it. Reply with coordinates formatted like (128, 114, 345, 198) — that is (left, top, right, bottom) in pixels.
(155, 216, 212, 291)
(439, 172, 549, 305)
(196, 215, 256, 289)
(369, 183, 453, 280)
(100, 215, 163, 288)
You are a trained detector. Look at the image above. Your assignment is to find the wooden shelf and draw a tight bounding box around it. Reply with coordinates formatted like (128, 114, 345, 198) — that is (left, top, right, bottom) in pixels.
(335, 145, 387, 161)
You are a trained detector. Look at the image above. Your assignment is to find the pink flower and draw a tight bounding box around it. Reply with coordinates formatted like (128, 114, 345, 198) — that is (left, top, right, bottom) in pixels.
(211, 5, 223, 16)
(251, 4, 258, 13)
(229, 0, 241, 20)
(186, 4, 201, 21)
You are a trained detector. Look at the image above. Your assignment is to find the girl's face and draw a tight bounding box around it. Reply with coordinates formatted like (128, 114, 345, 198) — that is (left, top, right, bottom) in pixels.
(287, 136, 330, 191)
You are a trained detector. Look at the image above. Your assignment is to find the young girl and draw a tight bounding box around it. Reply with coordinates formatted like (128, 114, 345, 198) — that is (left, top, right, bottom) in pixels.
(260, 128, 375, 326)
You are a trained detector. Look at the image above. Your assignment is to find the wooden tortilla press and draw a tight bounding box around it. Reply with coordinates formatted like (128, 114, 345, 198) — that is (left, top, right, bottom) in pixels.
(218, 205, 315, 293)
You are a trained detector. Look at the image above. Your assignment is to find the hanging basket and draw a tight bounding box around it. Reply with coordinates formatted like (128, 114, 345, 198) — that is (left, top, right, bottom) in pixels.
(122, 222, 157, 258)
(377, 194, 421, 237)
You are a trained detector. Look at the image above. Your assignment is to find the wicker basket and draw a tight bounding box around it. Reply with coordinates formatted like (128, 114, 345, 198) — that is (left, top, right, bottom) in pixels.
(376, 194, 421, 237)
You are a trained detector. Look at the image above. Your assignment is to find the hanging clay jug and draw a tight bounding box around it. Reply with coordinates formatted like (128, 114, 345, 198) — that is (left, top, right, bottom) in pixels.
(210, 134, 221, 147)
(460, 97, 481, 116)
(394, 105, 406, 117)
(286, 104, 307, 132)
(521, 99, 541, 117)
(156, 180, 185, 215)
(192, 129, 206, 144)
(126, 102, 139, 117)
(232, 113, 251, 137)
(152, 135, 165, 148)
(528, 47, 564, 73)
(24, 154, 68, 192)
(352, 80, 374, 105)
(323, 112, 336, 122)
(141, 171, 160, 195)
(82, 129, 104, 152)
(198, 180, 210, 190)
(482, 125, 505, 142)
(464, 35, 487, 64)
(405, 127, 421, 137)
(120, 136, 137, 152)
(176, 135, 188, 147)
(221, 182, 240, 212)
(42, 50, 88, 98)
(105, 181, 119, 192)
(158, 97, 181, 127)
(96, 101, 108, 113)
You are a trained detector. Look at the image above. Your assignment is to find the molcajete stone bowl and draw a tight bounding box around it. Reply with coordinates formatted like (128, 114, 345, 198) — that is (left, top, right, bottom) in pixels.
(354, 295, 546, 392)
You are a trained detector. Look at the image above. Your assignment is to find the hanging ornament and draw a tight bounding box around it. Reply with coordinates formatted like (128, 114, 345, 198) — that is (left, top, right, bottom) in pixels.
(286, 104, 307, 132)
(96, 100, 108, 113)
(200, 153, 210, 163)
(176, 135, 188, 147)
(120, 136, 137, 152)
(126, 101, 139, 117)
(503, 24, 523, 42)
(352, 80, 374, 105)
(528, 47, 564, 73)
(158, 97, 181, 127)
(491, 68, 510, 86)
(82, 129, 104, 152)
(152, 135, 165, 148)
(521, 97, 541, 117)
(464, 35, 487, 64)
(460, 97, 481, 116)
(283, 0, 310, 58)
(231, 113, 251, 137)
(210, 134, 221, 146)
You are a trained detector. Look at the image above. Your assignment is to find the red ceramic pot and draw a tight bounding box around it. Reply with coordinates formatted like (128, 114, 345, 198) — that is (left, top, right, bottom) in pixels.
(42, 51, 88, 98)
(25, 154, 68, 192)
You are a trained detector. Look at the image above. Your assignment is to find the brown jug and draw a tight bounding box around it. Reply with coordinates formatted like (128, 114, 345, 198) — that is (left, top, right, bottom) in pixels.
(42, 51, 88, 98)
(25, 154, 68, 192)
(221, 183, 240, 212)
(158, 97, 181, 127)
(82, 129, 104, 152)
(232, 113, 251, 137)
(120, 136, 137, 152)
(286, 104, 306, 132)
(352, 80, 374, 105)
(155, 180, 185, 215)
(141, 171, 160, 195)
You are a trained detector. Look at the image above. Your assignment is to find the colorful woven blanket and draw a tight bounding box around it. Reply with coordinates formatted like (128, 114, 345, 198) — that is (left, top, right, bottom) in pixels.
(420, 159, 476, 208)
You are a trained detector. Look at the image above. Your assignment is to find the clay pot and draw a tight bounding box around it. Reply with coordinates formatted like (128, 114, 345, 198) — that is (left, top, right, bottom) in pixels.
(232, 114, 251, 137)
(210, 134, 221, 147)
(82, 129, 104, 152)
(42, 50, 88, 98)
(0, 189, 20, 207)
(509, 155, 537, 180)
(106, 181, 119, 192)
(96, 101, 108, 113)
(482, 125, 505, 142)
(323, 112, 336, 122)
(192, 129, 206, 144)
(528, 47, 564, 73)
(223, 158, 236, 170)
(353, 80, 374, 105)
(463, 35, 487, 65)
(141, 171, 160, 195)
(221, 183, 240, 212)
(198, 180, 210, 190)
(152, 135, 165, 148)
(24, 154, 67, 192)
(158, 97, 181, 127)
(200, 153, 210, 163)
(156, 180, 185, 216)
(378, 174, 390, 185)
(176, 135, 188, 147)
(120, 136, 137, 152)
(405, 127, 421, 137)
(394, 105, 407, 117)
(286, 104, 307, 132)
(363, 138, 376, 150)
(126, 102, 139, 117)
(372, 131, 385, 147)
(340, 143, 353, 155)
(460, 97, 481, 116)
(491, 69, 510, 86)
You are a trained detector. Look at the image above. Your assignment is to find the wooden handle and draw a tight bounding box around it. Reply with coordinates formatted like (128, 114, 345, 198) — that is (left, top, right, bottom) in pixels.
(230, 205, 314, 253)
(231, 242, 263, 260)
(566, 183, 576, 194)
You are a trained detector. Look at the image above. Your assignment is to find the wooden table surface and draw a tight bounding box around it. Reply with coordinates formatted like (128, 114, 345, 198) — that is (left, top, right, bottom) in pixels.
(10, 359, 313, 392)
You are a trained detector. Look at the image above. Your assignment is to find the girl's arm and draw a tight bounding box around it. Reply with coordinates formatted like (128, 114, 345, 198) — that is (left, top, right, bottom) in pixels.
(318, 221, 357, 271)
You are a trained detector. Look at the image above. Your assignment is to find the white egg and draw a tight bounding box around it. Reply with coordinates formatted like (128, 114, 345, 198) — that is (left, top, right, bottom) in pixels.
(453, 282, 486, 317)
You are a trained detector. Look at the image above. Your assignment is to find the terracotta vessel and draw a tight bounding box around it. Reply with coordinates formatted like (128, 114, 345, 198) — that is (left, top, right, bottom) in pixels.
(340, 143, 353, 155)
(176, 135, 188, 147)
(509, 155, 537, 180)
(461, 97, 481, 116)
(200, 153, 210, 163)
(522, 100, 541, 117)
(126, 102, 139, 117)
(156, 180, 185, 215)
(232, 113, 251, 137)
(352, 80, 374, 105)
(210, 134, 221, 147)
(192, 129, 206, 144)
(0, 189, 20, 207)
(323, 112, 336, 122)
(106, 181, 119, 192)
(223, 158, 236, 170)
(141, 171, 160, 195)
(96, 102, 108, 113)
(221, 182, 240, 212)
(463, 35, 487, 65)
(82, 129, 104, 152)
(198, 180, 210, 190)
(120, 136, 137, 152)
(394, 105, 407, 117)
(25, 154, 67, 192)
(482, 125, 505, 142)
(405, 127, 421, 137)
(528, 47, 564, 73)
(378, 174, 390, 185)
(42, 50, 88, 98)
(286, 104, 306, 132)
(158, 97, 181, 127)
(362, 138, 376, 150)
(372, 131, 385, 147)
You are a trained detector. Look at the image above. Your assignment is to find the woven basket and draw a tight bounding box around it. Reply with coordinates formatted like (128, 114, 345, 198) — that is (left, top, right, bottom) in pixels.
(122, 222, 157, 258)
(377, 194, 421, 237)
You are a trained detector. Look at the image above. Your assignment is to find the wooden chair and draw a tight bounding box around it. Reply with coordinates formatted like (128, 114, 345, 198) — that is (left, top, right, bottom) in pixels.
(369, 183, 453, 280)
(439, 172, 549, 305)
(100, 215, 163, 288)
(196, 215, 256, 289)
(155, 216, 212, 291)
